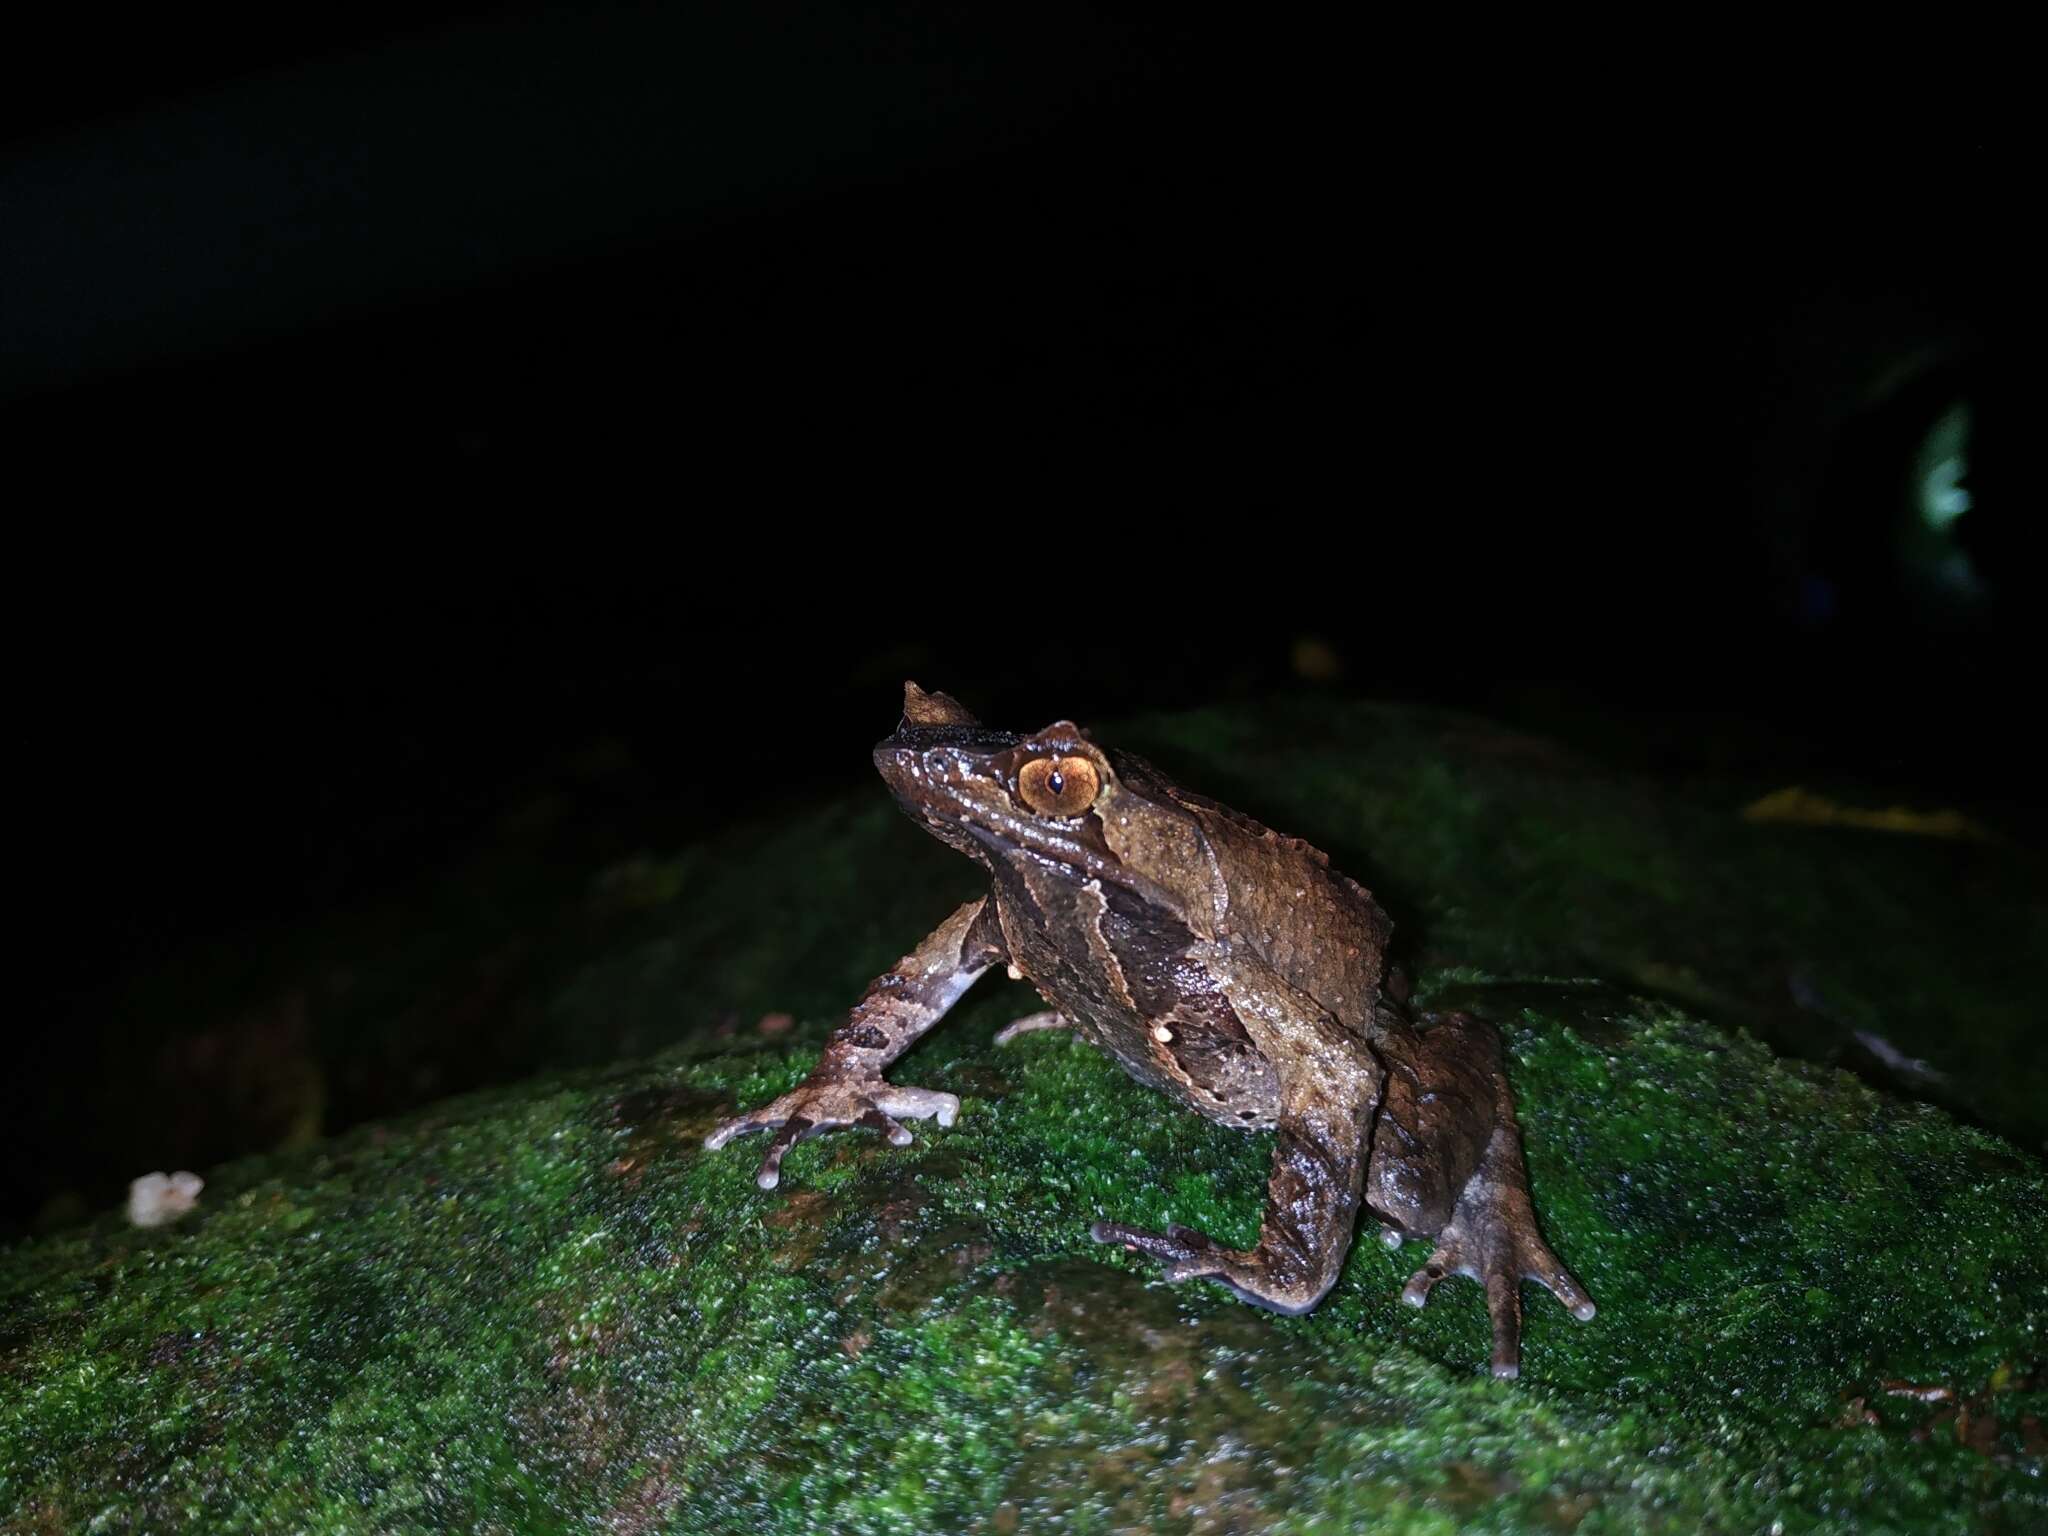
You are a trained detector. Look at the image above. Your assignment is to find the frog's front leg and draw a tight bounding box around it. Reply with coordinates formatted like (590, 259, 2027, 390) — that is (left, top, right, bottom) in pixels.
(1092, 982, 1383, 1315)
(705, 898, 1004, 1189)
(1370, 1011, 1595, 1378)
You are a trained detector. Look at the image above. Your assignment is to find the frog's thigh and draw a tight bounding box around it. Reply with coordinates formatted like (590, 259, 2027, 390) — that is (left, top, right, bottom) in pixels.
(1365, 1011, 1499, 1240)
(1091, 980, 1380, 1314)
(1217, 974, 1385, 1311)
(1251, 1057, 1382, 1311)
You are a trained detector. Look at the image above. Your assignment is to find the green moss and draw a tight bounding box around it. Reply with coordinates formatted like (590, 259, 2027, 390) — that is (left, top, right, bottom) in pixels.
(4, 979, 2044, 1533)
(5, 698, 2042, 1531)
(1116, 700, 2047, 1151)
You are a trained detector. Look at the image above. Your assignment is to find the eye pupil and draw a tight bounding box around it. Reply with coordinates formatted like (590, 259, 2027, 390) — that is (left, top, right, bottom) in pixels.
(1017, 753, 1097, 816)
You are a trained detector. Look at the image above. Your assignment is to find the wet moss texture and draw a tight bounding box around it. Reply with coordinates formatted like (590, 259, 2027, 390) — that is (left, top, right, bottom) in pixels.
(4, 700, 2043, 1532)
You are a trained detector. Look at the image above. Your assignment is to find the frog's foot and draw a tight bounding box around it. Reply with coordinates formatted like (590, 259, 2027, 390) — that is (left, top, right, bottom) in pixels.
(704, 1074, 959, 1190)
(1089, 1220, 1333, 1315)
(1399, 1126, 1596, 1379)
(994, 1010, 1072, 1045)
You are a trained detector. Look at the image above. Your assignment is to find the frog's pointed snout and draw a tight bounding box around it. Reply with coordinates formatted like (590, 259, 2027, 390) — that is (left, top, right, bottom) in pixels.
(872, 736, 918, 784)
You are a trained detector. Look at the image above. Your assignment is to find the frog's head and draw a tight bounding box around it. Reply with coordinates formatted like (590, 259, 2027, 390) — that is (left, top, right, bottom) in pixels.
(874, 683, 1221, 931)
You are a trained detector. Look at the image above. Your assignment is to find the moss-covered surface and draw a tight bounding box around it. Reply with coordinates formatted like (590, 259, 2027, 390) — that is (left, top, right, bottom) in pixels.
(5, 698, 2044, 1531)
(31, 696, 2042, 1237)
(4, 983, 2045, 1533)
(535, 698, 2048, 1151)
(1110, 702, 2047, 1154)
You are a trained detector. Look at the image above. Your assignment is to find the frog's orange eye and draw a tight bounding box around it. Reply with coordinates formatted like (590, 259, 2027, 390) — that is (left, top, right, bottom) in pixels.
(1017, 754, 1101, 817)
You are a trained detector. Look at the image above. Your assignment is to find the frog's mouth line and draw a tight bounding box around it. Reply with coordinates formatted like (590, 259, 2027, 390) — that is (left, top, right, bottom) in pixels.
(939, 799, 1113, 873)
(902, 772, 1123, 876)
(947, 808, 1200, 938)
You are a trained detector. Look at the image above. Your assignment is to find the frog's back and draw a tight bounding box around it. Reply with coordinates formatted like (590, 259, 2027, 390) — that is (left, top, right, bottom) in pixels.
(1124, 758, 1391, 1032)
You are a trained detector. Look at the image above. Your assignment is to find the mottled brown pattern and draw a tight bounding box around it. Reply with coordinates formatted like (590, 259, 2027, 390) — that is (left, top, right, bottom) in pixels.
(1091, 878, 1278, 1128)
(707, 685, 1596, 1374)
(1367, 1008, 1496, 1236)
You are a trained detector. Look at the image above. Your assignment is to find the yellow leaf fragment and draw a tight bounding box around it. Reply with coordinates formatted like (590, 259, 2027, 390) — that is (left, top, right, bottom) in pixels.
(1741, 786, 1985, 840)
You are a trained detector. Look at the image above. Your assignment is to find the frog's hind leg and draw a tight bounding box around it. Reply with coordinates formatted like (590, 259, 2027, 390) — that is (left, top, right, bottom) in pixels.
(1376, 1012, 1594, 1378)
(1366, 1007, 1496, 1246)
(1091, 1005, 1381, 1315)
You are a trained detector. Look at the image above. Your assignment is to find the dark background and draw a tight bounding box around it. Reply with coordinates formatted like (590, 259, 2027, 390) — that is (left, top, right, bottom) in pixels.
(1, 6, 2023, 1235)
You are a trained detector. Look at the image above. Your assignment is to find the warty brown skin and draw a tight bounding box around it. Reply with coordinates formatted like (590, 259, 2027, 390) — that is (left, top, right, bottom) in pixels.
(706, 683, 1595, 1377)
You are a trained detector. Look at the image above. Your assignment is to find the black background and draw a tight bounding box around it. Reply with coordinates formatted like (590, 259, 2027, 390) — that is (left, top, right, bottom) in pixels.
(1, 6, 2024, 1231)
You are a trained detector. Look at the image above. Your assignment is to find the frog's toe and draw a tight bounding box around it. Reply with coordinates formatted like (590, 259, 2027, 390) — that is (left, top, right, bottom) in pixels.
(873, 1084, 960, 1128)
(1534, 1255, 1597, 1323)
(1092, 1221, 1334, 1314)
(857, 1107, 914, 1147)
(703, 1076, 959, 1190)
(752, 1115, 825, 1190)
(994, 1010, 1072, 1045)
(1091, 1220, 1236, 1288)
(1089, 1218, 1223, 1263)
(1401, 1224, 1594, 1379)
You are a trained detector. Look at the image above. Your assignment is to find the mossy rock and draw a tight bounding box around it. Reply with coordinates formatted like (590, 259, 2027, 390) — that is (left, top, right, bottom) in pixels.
(547, 698, 2048, 1154)
(5, 698, 2043, 1531)
(40, 697, 2043, 1240)
(5, 978, 2046, 1532)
